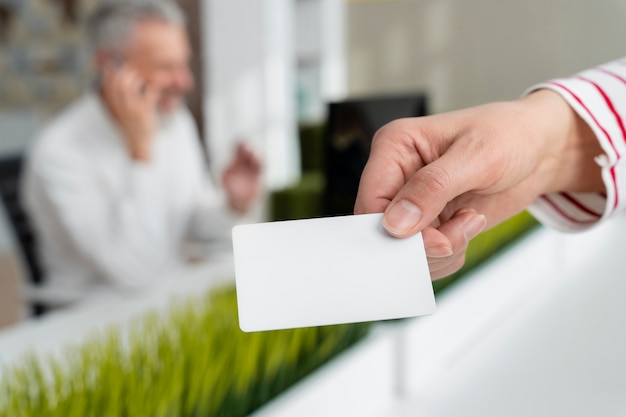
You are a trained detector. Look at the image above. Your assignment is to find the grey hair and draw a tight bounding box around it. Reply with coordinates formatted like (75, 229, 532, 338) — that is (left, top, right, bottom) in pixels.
(86, 0, 186, 52)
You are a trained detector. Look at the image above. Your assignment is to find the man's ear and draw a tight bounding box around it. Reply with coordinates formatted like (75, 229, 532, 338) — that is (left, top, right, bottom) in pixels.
(94, 50, 108, 69)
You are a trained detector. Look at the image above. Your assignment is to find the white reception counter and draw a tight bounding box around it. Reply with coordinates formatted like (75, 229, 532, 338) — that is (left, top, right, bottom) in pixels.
(1, 215, 625, 417)
(251, 214, 626, 417)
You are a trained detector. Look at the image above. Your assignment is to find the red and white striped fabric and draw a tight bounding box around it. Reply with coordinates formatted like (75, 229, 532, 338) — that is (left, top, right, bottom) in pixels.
(526, 57, 626, 232)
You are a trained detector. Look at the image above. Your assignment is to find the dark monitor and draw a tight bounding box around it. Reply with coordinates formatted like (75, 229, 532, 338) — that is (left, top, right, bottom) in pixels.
(323, 92, 428, 216)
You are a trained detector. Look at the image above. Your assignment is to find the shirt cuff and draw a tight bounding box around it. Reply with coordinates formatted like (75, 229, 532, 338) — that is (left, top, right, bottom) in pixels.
(524, 57, 626, 232)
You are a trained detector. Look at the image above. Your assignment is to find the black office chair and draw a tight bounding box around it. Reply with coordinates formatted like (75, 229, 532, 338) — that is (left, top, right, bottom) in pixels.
(0, 153, 47, 315)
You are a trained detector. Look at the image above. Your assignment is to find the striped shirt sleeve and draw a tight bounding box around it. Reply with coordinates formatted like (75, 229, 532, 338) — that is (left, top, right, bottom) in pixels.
(525, 57, 626, 232)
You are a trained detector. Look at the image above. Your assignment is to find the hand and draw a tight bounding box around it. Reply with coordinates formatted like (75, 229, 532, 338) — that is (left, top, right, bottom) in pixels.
(101, 63, 160, 162)
(222, 143, 263, 213)
(355, 90, 603, 279)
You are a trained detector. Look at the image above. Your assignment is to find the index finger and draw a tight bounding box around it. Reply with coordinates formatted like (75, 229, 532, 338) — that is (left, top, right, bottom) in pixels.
(354, 118, 427, 215)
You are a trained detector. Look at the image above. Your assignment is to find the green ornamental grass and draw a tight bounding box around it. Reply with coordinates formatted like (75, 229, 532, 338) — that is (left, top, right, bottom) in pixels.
(0, 286, 370, 417)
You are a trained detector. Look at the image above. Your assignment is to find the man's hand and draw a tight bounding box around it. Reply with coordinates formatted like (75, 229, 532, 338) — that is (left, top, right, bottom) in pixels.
(222, 143, 263, 213)
(101, 64, 160, 162)
(355, 90, 603, 279)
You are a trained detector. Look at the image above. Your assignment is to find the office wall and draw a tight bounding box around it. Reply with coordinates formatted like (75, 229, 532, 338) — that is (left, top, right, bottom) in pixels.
(0, 0, 95, 122)
(347, 0, 626, 113)
(0, 0, 98, 165)
(203, 0, 300, 190)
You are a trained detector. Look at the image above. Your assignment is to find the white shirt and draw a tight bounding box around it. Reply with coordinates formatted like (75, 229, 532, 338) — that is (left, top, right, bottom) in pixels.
(22, 93, 237, 303)
(527, 57, 626, 231)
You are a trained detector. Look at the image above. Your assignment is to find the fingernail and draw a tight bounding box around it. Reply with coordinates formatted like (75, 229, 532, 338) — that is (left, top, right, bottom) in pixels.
(464, 214, 487, 241)
(383, 200, 422, 236)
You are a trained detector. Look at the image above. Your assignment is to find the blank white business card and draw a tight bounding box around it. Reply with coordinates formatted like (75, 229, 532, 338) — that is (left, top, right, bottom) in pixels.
(232, 213, 436, 332)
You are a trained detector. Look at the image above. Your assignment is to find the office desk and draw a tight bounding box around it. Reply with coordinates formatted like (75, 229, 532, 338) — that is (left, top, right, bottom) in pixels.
(0, 254, 235, 372)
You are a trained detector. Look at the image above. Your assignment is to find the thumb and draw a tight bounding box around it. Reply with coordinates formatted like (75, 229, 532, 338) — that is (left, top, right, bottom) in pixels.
(382, 153, 476, 237)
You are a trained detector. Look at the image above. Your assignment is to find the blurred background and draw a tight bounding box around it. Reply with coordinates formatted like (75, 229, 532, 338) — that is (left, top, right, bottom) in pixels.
(1, 0, 625, 416)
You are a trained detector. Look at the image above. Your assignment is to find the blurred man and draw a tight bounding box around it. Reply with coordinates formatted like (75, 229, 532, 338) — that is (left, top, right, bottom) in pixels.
(22, 0, 262, 304)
